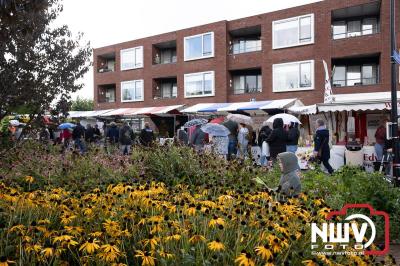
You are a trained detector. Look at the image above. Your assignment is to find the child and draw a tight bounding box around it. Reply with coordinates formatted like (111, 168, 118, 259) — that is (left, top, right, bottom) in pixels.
(276, 152, 301, 197)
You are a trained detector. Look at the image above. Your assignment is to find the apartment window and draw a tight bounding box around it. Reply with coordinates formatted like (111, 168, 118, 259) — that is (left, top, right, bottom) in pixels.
(121, 80, 144, 102)
(98, 86, 116, 103)
(233, 73, 262, 94)
(161, 82, 177, 99)
(184, 71, 214, 97)
(184, 32, 214, 61)
(273, 60, 314, 92)
(333, 64, 378, 87)
(120, 46, 143, 70)
(160, 49, 177, 64)
(332, 17, 378, 39)
(231, 38, 262, 54)
(273, 14, 314, 49)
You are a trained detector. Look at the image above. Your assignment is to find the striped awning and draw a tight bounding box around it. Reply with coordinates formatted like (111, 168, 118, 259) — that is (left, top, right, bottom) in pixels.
(181, 99, 300, 113)
(99, 105, 184, 116)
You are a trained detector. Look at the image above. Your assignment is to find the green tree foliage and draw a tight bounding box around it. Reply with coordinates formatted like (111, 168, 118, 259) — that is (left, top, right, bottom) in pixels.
(0, 0, 91, 120)
(71, 96, 93, 111)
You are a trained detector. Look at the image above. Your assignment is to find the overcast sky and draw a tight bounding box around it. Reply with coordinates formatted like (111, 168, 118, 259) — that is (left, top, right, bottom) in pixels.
(57, 0, 322, 100)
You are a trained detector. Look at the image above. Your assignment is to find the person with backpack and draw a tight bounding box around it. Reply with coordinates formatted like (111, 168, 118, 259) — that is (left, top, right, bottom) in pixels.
(119, 122, 134, 155)
(287, 122, 300, 153)
(140, 122, 155, 146)
(107, 122, 119, 144)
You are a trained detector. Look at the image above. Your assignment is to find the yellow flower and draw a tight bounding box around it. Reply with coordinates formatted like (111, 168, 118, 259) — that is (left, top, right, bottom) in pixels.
(25, 244, 41, 254)
(207, 239, 225, 252)
(25, 176, 34, 183)
(53, 235, 78, 248)
(158, 250, 174, 259)
(60, 213, 77, 225)
(189, 234, 206, 244)
(235, 252, 255, 266)
(208, 216, 225, 228)
(254, 245, 273, 261)
(141, 236, 159, 250)
(135, 250, 156, 266)
(98, 244, 121, 263)
(41, 247, 54, 258)
(79, 238, 100, 254)
(164, 234, 181, 242)
(302, 259, 317, 266)
(0, 257, 16, 266)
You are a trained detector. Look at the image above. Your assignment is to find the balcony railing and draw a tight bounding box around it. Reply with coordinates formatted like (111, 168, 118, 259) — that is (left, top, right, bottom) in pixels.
(332, 77, 378, 87)
(332, 27, 379, 40)
(154, 56, 177, 65)
(233, 87, 262, 95)
(230, 40, 262, 55)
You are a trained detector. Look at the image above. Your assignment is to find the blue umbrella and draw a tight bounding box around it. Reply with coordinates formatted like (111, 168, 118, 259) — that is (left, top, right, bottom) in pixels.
(58, 122, 76, 130)
(201, 123, 230, 137)
(183, 118, 208, 128)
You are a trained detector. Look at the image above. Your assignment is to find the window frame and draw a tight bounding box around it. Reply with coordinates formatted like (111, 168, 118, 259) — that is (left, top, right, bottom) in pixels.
(272, 60, 315, 92)
(332, 17, 379, 40)
(272, 13, 315, 50)
(120, 46, 144, 71)
(184, 32, 215, 61)
(332, 64, 379, 87)
(121, 80, 144, 102)
(184, 71, 215, 98)
(233, 74, 262, 94)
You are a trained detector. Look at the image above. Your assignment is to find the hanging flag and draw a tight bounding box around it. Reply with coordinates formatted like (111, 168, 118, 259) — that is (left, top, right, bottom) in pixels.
(392, 50, 400, 64)
(323, 60, 334, 103)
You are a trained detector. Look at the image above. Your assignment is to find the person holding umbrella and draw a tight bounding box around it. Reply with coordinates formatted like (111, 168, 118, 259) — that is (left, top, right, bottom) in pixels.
(201, 123, 230, 159)
(223, 119, 238, 160)
(267, 118, 287, 161)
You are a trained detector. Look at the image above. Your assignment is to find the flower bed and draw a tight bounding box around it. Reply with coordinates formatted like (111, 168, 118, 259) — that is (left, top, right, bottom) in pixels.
(0, 141, 398, 265)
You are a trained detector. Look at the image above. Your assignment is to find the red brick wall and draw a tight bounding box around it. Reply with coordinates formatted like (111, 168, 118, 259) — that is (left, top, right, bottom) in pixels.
(94, 0, 399, 109)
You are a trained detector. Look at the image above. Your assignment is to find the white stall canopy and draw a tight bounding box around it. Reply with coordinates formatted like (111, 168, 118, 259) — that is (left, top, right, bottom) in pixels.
(318, 92, 399, 112)
(181, 99, 301, 114)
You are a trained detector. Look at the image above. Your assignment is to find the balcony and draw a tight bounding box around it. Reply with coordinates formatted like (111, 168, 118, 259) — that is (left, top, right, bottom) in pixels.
(331, 1, 380, 40)
(153, 40, 177, 65)
(153, 77, 177, 99)
(98, 84, 116, 103)
(230, 68, 262, 95)
(97, 52, 115, 73)
(229, 25, 261, 55)
(332, 54, 379, 88)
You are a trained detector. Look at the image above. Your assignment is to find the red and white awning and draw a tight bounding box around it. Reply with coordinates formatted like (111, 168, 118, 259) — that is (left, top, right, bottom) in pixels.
(98, 105, 184, 117)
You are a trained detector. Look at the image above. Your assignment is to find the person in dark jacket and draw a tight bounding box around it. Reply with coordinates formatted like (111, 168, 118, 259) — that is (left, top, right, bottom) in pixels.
(190, 124, 206, 152)
(85, 124, 95, 143)
(107, 122, 119, 144)
(223, 120, 238, 160)
(266, 118, 288, 161)
(140, 122, 154, 146)
(72, 122, 86, 154)
(313, 119, 334, 174)
(287, 122, 300, 153)
(93, 124, 101, 141)
(119, 122, 134, 154)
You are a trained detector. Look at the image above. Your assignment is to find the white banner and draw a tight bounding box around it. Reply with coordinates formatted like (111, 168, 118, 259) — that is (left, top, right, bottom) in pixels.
(323, 60, 334, 103)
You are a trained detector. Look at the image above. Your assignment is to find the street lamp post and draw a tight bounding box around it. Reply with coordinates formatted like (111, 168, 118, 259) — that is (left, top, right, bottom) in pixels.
(390, 0, 400, 186)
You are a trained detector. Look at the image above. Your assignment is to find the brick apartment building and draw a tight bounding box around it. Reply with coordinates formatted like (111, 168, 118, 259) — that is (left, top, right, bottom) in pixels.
(93, 0, 398, 112)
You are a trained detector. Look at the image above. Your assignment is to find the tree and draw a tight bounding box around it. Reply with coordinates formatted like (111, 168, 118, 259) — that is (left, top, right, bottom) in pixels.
(71, 96, 93, 111)
(0, 0, 91, 121)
